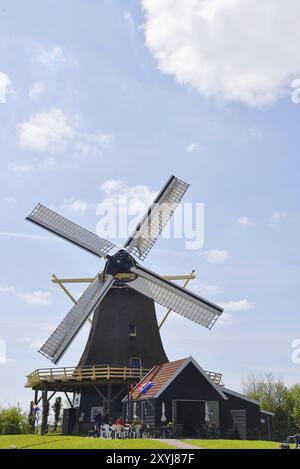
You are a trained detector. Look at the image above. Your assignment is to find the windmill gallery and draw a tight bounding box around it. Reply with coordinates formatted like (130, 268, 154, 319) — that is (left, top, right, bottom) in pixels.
(25, 175, 273, 440)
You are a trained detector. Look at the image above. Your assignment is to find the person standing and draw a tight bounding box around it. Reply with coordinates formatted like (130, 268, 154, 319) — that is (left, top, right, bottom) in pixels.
(289, 433, 300, 449)
(94, 410, 102, 438)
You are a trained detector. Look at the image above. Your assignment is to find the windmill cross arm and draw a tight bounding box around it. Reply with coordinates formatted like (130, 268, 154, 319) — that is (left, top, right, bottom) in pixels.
(51, 273, 196, 284)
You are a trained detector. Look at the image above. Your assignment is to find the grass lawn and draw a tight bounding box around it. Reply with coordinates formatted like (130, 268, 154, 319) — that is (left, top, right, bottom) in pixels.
(0, 434, 176, 450)
(185, 439, 281, 449)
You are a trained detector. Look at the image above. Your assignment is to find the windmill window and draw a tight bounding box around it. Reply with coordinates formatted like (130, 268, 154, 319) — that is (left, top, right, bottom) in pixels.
(129, 325, 136, 337)
(130, 358, 141, 369)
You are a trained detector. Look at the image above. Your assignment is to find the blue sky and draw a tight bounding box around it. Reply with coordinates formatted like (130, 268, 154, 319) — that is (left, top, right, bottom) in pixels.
(0, 0, 300, 409)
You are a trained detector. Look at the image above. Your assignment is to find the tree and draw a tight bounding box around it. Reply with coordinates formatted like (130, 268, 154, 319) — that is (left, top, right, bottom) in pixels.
(243, 373, 289, 439)
(0, 406, 30, 435)
(52, 396, 62, 432)
(286, 384, 300, 433)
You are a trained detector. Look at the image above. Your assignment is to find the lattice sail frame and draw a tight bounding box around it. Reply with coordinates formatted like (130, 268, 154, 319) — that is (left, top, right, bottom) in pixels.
(27, 204, 115, 258)
(39, 275, 114, 363)
(124, 176, 189, 260)
(129, 266, 222, 329)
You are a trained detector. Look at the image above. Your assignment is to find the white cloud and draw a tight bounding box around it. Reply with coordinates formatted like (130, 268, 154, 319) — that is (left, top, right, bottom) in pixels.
(17, 290, 51, 306)
(70, 200, 90, 213)
(59, 197, 94, 215)
(29, 81, 45, 99)
(36, 45, 67, 67)
(97, 180, 157, 238)
(18, 108, 75, 152)
(186, 143, 203, 153)
(191, 281, 220, 295)
(268, 211, 287, 226)
(141, 0, 300, 107)
(9, 162, 34, 173)
(0, 283, 51, 306)
(19, 337, 44, 350)
(0, 231, 57, 241)
(0, 72, 11, 103)
(0, 286, 15, 294)
(73, 130, 112, 159)
(198, 283, 220, 294)
(202, 250, 230, 264)
(219, 299, 255, 312)
(237, 216, 255, 228)
(99, 180, 156, 214)
(16, 109, 112, 171)
(101, 179, 124, 195)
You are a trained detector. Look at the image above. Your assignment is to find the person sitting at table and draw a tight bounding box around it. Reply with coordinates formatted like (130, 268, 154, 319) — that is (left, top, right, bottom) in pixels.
(116, 416, 125, 426)
(115, 416, 125, 438)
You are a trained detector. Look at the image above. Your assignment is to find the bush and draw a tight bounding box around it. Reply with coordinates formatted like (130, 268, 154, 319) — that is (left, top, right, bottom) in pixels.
(0, 406, 31, 435)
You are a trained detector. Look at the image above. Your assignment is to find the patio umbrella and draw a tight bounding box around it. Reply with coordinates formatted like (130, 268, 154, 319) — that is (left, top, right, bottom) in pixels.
(205, 402, 210, 423)
(133, 402, 137, 417)
(161, 401, 167, 423)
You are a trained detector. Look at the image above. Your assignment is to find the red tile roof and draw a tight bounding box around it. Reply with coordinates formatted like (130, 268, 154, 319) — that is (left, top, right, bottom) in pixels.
(130, 358, 188, 400)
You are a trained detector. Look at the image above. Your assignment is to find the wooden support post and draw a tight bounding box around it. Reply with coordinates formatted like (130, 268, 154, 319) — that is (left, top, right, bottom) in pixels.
(107, 383, 112, 411)
(30, 390, 38, 433)
(40, 387, 49, 435)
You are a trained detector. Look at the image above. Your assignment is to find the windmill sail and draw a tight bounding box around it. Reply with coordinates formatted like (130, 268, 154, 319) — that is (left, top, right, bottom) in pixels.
(27, 204, 115, 258)
(129, 265, 223, 329)
(39, 274, 114, 363)
(124, 176, 189, 261)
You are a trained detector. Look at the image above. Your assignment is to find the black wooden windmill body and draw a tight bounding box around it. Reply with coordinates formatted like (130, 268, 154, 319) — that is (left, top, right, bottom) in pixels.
(26, 175, 223, 432)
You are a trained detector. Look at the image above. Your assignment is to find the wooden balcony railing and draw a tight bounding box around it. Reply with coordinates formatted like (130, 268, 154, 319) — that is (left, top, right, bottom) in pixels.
(26, 365, 223, 388)
(25, 365, 150, 388)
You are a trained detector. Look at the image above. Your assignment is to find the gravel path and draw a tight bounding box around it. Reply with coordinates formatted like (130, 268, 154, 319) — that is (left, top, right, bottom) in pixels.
(156, 439, 202, 449)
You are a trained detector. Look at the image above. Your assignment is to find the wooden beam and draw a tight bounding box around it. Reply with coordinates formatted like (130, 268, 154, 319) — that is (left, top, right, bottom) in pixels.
(64, 392, 73, 408)
(159, 269, 196, 329)
(52, 277, 96, 284)
(51, 274, 196, 284)
(47, 391, 57, 402)
(92, 384, 107, 402)
(109, 384, 128, 404)
(52, 274, 77, 303)
(52, 274, 92, 325)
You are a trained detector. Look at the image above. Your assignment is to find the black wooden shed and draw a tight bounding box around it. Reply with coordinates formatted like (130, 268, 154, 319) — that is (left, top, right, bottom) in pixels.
(123, 357, 273, 440)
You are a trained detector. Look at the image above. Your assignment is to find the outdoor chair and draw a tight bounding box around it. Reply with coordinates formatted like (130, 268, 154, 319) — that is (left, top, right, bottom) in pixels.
(115, 424, 125, 439)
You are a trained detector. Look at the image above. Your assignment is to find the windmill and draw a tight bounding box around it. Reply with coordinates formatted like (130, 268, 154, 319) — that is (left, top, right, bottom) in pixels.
(27, 175, 223, 364)
(26, 175, 223, 433)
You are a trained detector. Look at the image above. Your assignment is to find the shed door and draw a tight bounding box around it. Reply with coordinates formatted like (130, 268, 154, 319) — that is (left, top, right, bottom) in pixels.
(176, 401, 205, 437)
